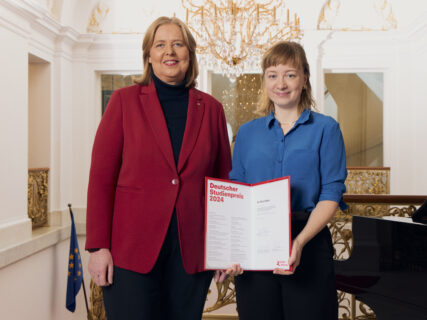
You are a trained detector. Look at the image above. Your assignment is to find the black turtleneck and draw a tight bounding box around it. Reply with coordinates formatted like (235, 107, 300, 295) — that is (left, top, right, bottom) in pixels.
(152, 73, 189, 165)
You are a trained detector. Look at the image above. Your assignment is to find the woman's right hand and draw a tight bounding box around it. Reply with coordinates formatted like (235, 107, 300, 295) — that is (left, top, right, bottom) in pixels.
(88, 248, 114, 286)
(214, 264, 244, 283)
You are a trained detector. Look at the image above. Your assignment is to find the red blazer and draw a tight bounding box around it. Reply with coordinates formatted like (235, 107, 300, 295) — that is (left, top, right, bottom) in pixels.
(85, 82, 231, 274)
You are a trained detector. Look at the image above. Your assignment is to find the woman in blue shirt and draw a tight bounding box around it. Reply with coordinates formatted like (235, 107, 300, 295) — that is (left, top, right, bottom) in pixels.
(224, 41, 347, 319)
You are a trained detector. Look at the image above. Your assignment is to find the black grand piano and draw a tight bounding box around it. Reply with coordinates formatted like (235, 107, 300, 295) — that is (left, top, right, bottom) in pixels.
(335, 214, 427, 319)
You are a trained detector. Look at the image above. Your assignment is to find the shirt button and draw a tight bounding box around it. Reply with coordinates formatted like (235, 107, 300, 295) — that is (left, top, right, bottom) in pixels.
(171, 178, 179, 185)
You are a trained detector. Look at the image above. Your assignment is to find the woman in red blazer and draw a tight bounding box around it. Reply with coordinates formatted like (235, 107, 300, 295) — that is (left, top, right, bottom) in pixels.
(86, 16, 231, 320)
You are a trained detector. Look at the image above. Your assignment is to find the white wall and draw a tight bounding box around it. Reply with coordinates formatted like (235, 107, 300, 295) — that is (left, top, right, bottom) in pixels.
(50, 41, 74, 214)
(398, 16, 427, 195)
(0, 12, 32, 247)
(28, 61, 51, 169)
(0, 3, 81, 318)
(0, 236, 91, 320)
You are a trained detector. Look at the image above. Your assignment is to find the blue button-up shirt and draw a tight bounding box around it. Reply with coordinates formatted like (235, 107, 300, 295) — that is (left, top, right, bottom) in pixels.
(229, 110, 347, 212)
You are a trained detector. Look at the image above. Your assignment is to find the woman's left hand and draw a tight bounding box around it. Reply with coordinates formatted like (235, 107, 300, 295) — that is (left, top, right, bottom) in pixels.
(273, 238, 304, 275)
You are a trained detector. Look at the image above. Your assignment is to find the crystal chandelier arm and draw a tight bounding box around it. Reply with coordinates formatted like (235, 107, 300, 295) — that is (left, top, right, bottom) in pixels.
(182, 0, 302, 77)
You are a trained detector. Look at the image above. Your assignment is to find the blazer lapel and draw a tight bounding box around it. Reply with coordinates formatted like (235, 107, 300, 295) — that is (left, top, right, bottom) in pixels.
(139, 83, 176, 172)
(177, 89, 205, 173)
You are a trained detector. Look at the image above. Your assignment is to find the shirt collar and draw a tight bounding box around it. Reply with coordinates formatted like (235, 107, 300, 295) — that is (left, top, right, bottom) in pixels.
(266, 112, 276, 128)
(296, 109, 311, 125)
(266, 109, 312, 128)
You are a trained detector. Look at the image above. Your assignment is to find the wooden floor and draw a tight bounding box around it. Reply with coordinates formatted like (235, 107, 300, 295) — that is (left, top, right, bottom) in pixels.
(203, 314, 239, 320)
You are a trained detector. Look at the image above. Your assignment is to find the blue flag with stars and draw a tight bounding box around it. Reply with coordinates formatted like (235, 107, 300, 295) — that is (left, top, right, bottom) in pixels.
(66, 206, 83, 312)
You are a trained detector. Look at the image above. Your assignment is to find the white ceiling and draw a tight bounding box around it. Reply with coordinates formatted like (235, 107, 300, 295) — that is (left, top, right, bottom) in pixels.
(43, 0, 427, 34)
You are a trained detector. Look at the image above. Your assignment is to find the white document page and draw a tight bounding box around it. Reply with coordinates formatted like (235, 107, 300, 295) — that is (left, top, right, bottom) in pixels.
(251, 179, 291, 270)
(205, 179, 251, 269)
(205, 177, 291, 271)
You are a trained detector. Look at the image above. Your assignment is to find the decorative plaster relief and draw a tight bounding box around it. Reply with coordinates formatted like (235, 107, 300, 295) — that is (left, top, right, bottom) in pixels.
(87, 1, 111, 33)
(318, 0, 397, 31)
(46, 0, 62, 20)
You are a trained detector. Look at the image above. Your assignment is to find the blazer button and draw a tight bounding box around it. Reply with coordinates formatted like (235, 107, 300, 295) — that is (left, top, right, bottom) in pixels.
(171, 178, 179, 185)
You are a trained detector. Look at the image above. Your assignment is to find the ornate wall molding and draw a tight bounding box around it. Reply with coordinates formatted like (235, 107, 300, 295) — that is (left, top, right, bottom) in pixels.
(345, 166, 389, 194)
(28, 168, 49, 227)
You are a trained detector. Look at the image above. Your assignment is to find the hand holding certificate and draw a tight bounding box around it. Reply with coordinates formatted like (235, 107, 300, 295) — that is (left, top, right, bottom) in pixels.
(205, 177, 292, 271)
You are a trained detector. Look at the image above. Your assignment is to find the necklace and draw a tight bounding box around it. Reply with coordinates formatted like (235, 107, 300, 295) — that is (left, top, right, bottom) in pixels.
(274, 111, 299, 127)
(276, 117, 299, 126)
(277, 119, 297, 126)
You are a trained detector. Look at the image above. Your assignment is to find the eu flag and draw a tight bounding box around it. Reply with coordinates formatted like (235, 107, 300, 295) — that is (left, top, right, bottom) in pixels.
(66, 206, 83, 312)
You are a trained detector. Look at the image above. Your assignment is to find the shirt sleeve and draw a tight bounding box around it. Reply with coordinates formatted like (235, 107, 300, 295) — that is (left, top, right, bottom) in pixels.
(229, 128, 246, 183)
(319, 120, 348, 210)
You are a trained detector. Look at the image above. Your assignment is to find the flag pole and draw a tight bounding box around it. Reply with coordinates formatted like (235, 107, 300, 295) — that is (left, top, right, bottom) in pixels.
(68, 203, 91, 319)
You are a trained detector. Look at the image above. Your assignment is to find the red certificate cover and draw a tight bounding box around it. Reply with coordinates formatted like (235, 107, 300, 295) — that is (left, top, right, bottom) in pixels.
(204, 176, 292, 271)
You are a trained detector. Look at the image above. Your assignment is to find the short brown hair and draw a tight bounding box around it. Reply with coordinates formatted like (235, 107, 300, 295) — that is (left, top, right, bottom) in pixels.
(134, 17, 198, 88)
(256, 41, 315, 116)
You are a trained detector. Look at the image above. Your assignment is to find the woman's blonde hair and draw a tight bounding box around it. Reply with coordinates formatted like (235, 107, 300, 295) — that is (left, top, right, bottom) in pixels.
(134, 16, 198, 88)
(256, 41, 315, 116)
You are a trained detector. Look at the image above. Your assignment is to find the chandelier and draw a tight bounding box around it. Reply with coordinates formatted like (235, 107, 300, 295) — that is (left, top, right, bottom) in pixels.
(182, 0, 303, 81)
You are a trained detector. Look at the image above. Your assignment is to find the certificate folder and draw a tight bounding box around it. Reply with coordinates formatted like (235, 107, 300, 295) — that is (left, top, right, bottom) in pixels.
(204, 177, 292, 271)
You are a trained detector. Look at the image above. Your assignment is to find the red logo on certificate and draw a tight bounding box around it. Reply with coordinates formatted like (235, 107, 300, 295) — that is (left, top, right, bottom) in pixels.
(276, 261, 289, 268)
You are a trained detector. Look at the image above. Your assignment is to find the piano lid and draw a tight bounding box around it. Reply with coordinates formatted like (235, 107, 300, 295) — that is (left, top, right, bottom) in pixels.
(412, 199, 427, 224)
(335, 216, 427, 320)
